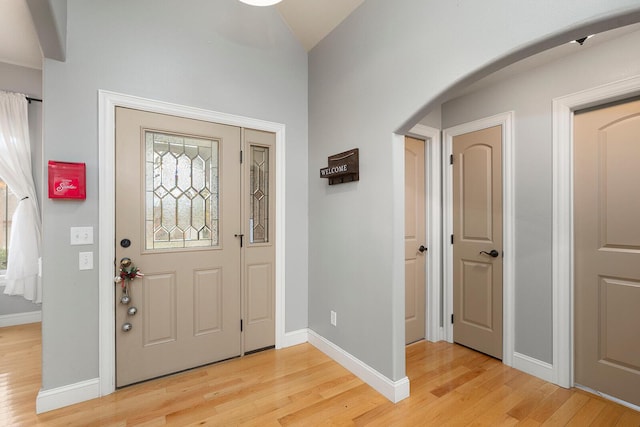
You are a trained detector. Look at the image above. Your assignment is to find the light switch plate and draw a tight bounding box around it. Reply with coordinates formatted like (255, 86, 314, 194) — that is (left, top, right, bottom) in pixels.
(79, 251, 93, 270)
(71, 227, 93, 245)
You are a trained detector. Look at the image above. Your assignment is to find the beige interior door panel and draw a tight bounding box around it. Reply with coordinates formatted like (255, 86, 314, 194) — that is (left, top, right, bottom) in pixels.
(574, 99, 640, 406)
(452, 125, 503, 359)
(404, 136, 426, 345)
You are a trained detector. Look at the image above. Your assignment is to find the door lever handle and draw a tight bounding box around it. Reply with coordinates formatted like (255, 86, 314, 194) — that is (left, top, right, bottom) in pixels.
(479, 249, 500, 258)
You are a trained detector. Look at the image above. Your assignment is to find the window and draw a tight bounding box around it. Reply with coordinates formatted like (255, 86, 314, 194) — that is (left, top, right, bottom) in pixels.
(145, 131, 220, 250)
(0, 179, 18, 273)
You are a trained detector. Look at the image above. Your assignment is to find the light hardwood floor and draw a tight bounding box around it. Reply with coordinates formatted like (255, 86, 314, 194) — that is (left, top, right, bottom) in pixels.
(1, 323, 639, 426)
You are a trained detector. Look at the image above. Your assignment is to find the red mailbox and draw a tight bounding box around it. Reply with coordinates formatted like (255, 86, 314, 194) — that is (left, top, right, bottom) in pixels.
(48, 161, 86, 200)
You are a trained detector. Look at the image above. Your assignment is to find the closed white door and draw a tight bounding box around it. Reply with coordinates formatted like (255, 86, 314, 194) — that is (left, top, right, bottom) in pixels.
(115, 107, 242, 387)
(452, 125, 503, 359)
(574, 98, 640, 406)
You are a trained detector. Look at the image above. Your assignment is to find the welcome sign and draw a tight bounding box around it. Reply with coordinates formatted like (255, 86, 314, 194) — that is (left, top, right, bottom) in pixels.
(319, 148, 359, 185)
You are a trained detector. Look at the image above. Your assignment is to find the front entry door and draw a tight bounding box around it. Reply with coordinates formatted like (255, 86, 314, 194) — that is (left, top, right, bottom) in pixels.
(115, 107, 242, 387)
(405, 136, 426, 344)
(452, 125, 503, 359)
(574, 98, 640, 406)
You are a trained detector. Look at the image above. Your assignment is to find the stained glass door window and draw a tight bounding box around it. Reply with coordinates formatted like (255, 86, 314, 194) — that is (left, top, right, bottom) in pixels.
(249, 145, 269, 244)
(145, 131, 219, 250)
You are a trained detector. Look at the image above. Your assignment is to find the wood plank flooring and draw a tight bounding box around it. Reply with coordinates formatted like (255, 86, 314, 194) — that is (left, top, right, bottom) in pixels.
(1, 322, 639, 426)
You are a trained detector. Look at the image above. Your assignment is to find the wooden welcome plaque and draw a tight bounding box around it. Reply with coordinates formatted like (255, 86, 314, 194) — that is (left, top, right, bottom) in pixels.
(320, 148, 359, 185)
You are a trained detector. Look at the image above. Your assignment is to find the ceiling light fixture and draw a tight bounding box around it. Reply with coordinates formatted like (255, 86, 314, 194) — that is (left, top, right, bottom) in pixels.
(238, 0, 282, 6)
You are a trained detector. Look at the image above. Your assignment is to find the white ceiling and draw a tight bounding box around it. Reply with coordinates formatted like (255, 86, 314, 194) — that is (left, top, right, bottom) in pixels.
(276, 0, 364, 51)
(0, 0, 365, 71)
(0, 0, 42, 70)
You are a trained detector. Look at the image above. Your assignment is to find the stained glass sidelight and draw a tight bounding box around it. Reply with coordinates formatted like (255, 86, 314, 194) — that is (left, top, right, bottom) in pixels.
(249, 145, 269, 244)
(145, 131, 218, 250)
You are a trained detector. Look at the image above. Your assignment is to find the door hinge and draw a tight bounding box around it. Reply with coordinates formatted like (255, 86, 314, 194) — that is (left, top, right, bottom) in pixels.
(451, 234, 454, 244)
(241, 319, 243, 332)
(240, 150, 243, 164)
(451, 314, 454, 324)
(450, 154, 454, 165)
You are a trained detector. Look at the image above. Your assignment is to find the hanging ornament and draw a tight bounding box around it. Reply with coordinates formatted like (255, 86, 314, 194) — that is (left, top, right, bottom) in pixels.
(120, 291, 131, 305)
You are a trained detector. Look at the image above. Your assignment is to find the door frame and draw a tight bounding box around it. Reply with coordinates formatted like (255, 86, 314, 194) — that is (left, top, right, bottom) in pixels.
(97, 90, 286, 396)
(442, 112, 515, 367)
(552, 74, 640, 390)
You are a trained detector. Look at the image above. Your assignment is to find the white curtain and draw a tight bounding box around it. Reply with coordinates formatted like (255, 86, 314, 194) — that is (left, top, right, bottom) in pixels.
(0, 91, 42, 303)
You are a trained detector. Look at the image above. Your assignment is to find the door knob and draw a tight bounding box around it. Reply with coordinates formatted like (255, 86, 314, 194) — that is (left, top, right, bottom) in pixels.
(418, 245, 427, 253)
(479, 249, 500, 258)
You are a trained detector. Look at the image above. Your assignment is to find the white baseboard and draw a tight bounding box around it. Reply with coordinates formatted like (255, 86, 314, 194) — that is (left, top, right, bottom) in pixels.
(281, 328, 309, 348)
(308, 329, 410, 403)
(513, 352, 554, 383)
(0, 311, 41, 327)
(36, 378, 100, 414)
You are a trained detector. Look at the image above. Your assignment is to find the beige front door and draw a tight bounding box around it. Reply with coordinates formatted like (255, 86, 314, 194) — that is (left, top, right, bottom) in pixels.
(115, 107, 242, 387)
(574, 98, 640, 407)
(452, 125, 503, 359)
(242, 129, 276, 353)
(405, 136, 426, 344)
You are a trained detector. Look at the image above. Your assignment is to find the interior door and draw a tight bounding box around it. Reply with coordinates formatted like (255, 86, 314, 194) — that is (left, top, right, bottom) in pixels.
(405, 136, 426, 344)
(242, 128, 276, 353)
(452, 125, 503, 359)
(574, 98, 640, 406)
(115, 107, 241, 387)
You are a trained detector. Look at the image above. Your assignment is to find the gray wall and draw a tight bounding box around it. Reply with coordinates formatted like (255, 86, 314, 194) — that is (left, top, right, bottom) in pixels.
(441, 27, 640, 363)
(41, 0, 308, 390)
(0, 61, 42, 315)
(308, 0, 640, 381)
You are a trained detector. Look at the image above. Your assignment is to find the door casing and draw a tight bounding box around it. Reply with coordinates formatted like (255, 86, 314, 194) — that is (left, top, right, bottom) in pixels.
(98, 90, 286, 396)
(552, 75, 640, 398)
(443, 112, 515, 367)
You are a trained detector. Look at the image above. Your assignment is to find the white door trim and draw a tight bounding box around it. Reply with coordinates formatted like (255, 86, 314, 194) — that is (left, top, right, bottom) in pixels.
(552, 75, 640, 388)
(406, 124, 443, 342)
(442, 112, 515, 367)
(98, 90, 286, 396)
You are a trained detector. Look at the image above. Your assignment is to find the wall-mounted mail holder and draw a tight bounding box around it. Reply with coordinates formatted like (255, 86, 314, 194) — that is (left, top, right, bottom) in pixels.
(48, 160, 86, 199)
(319, 148, 359, 185)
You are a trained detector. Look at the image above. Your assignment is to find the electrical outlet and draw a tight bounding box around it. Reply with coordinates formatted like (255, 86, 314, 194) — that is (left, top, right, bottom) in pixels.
(79, 251, 93, 270)
(71, 226, 94, 245)
(330, 310, 337, 327)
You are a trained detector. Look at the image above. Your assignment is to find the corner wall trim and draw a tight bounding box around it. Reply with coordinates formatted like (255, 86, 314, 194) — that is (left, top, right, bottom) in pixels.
(308, 330, 410, 403)
(36, 378, 100, 414)
(281, 329, 309, 347)
(513, 352, 554, 383)
(0, 311, 41, 327)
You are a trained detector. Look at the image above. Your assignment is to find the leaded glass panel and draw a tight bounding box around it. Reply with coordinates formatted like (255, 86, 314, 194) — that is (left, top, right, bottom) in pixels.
(249, 145, 269, 244)
(145, 131, 219, 250)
